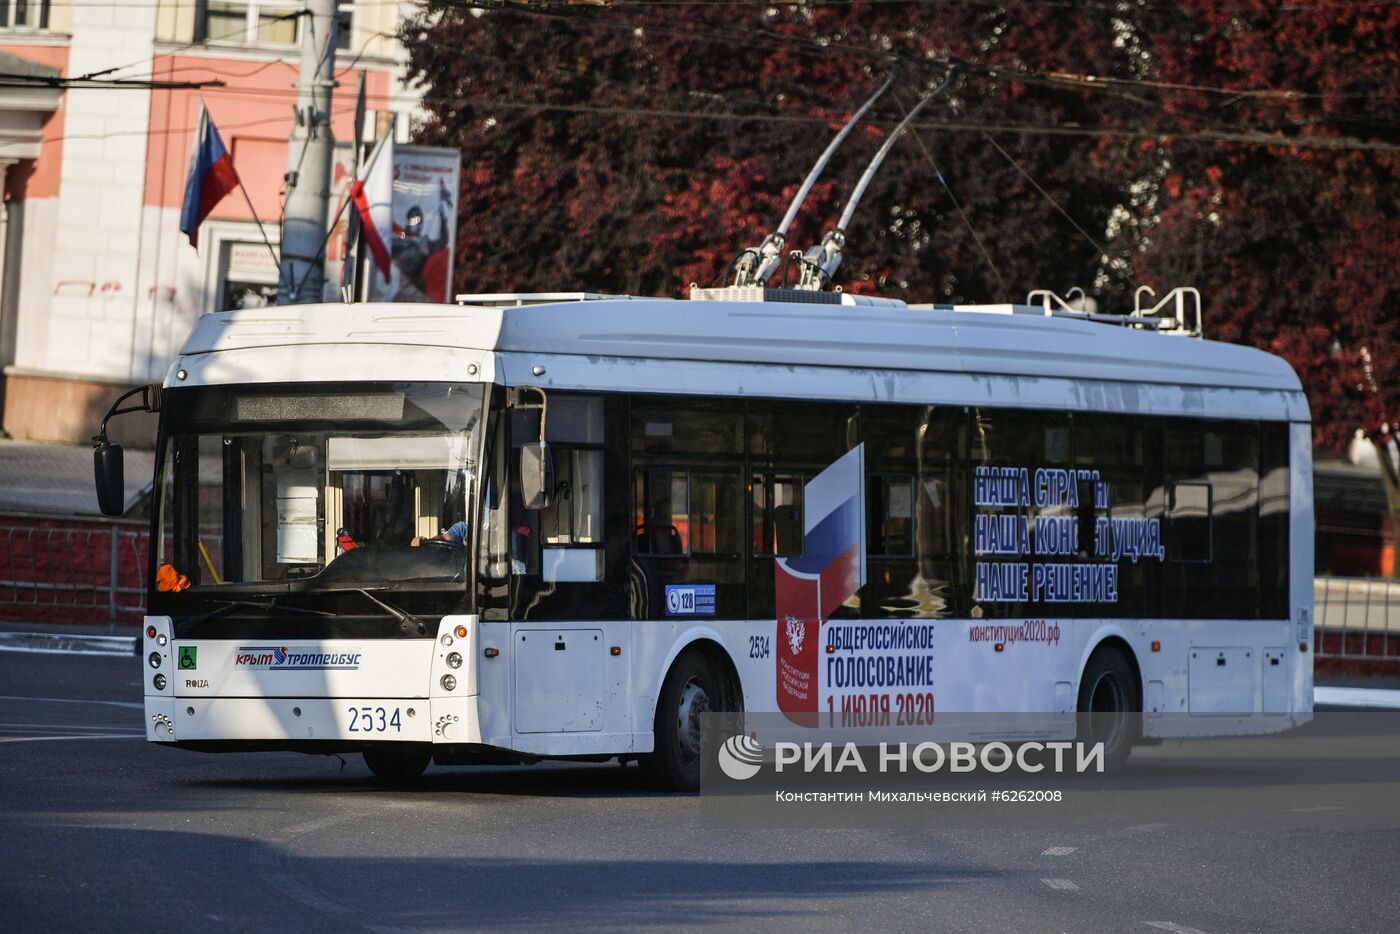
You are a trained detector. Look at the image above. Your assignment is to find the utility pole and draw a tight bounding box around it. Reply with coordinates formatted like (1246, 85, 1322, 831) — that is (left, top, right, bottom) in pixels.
(277, 0, 338, 304)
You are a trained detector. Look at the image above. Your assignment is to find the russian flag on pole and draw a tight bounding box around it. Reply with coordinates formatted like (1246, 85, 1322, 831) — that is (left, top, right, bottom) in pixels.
(179, 104, 240, 250)
(350, 115, 396, 283)
(774, 444, 866, 724)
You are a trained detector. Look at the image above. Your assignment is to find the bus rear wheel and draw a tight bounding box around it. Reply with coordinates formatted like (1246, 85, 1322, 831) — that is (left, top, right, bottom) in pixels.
(1076, 646, 1141, 771)
(363, 746, 431, 783)
(647, 651, 721, 792)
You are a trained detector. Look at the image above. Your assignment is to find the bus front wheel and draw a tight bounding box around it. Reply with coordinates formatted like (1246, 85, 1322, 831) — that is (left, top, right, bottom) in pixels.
(1076, 645, 1141, 771)
(363, 746, 431, 783)
(647, 651, 720, 792)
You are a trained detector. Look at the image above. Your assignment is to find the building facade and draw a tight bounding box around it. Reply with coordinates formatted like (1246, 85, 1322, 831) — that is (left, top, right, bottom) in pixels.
(0, 0, 417, 446)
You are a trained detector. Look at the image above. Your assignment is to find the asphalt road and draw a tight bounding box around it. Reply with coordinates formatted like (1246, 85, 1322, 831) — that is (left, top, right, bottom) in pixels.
(1, 651, 1396, 933)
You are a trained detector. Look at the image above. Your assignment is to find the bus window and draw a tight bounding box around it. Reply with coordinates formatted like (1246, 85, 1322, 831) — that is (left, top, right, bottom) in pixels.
(1167, 481, 1213, 562)
(753, 472, 803, 557)
(634, 469, 742, 556)
(631, 400, 742, 456)
(635, 468, 690, 555)
(868, 474, 915, 558)
(540, 448, 603, 545)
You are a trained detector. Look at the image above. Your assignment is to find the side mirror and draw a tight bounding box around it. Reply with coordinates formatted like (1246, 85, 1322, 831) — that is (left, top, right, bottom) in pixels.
(94, 441, 125, 516)
(520, 441, 554, 510)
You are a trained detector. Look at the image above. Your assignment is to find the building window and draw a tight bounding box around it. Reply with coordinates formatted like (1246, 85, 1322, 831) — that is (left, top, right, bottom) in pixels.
(199, 1, 353, 49)
(219, 241, 279, 311)
(0, 0, 50, 30)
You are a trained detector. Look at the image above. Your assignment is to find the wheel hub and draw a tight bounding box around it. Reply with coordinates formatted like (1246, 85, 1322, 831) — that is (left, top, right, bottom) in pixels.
(676, 678, 711, 765)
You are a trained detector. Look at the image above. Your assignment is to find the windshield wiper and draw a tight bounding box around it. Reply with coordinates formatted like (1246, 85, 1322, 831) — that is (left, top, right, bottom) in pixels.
(343, 589, 428, 636)
(184, 598, 334, 628)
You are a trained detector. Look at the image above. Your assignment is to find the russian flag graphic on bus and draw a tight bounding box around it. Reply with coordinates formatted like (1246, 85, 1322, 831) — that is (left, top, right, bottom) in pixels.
(775, 444, 866, 724)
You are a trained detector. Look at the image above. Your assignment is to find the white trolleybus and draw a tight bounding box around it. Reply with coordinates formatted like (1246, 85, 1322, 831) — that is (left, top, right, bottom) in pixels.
(94, 284, 1312, 788)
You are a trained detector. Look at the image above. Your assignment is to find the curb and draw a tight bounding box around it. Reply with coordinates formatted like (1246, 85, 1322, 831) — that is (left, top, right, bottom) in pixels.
(1313, 686, 1400, 710)
(0, 631, 136, 657)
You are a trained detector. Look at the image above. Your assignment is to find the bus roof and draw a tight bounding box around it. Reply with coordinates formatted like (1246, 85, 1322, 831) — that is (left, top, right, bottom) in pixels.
(179, 295, 1303, 397)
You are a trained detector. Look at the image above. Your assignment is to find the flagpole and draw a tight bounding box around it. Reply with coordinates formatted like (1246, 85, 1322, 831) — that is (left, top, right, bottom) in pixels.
(291, 189, 355, 302)
(292, 113, 395, 302)
(235, 178, 280, 270)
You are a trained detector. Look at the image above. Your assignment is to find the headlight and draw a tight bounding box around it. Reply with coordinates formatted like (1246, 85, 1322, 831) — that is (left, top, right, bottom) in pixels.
(148, 651, 162, 669)
(446, 652, 463, 669)
(153, 674, 167, 691)
(440, 674, 457, 692)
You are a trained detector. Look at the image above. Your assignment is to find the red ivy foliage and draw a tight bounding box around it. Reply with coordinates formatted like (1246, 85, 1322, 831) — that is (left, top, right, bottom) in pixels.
(403, 1, 1398, 450)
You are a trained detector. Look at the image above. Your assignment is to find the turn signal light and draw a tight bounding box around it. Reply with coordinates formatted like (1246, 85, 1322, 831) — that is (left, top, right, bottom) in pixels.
(610, 646, 621, 657)
(1151, 641, 1161, 652)
(994, 643, 1004, 653)
(484, 647, 499, 658)
(455, 624, 468, 639)
(146, 625, 157, 639)
(826, 644, 835, 654)
(1299, 642, 1308, 653)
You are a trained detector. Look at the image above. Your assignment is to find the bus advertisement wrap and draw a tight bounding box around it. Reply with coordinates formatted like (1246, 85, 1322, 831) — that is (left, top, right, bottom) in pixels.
(776, 446, 866, 724)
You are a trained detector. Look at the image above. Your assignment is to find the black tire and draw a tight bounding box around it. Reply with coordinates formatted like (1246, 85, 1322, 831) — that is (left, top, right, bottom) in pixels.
(363, 746, 431, 783)
(1076, 645, 1141, 772)
(647, 651, 721, 792)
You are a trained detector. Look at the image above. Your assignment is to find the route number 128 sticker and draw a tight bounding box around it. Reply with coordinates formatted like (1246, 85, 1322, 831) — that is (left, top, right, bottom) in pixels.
(664, 584, 716, 617)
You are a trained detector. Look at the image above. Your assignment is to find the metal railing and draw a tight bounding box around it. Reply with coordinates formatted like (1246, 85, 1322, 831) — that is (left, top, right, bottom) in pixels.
(1314, 576, 1400, 660)
(0, 520, 150, 630)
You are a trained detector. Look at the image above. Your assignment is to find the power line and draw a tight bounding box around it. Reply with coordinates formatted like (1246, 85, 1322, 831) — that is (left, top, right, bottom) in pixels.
(32, 78, 1385, 155)
(0, 72, 222, 90)
(979, 130, 1136, 285)
(902, 123, 1012, 303)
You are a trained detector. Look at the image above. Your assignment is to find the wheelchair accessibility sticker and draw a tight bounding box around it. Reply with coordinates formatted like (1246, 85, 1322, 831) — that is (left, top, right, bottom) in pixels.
(178, 646, 197, 670)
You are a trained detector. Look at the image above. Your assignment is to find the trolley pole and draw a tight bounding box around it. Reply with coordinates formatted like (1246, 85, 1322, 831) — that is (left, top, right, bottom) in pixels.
(277, 0, 338, 304)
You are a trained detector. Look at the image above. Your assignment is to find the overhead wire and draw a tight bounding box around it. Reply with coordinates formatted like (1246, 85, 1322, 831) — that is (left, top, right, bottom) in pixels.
(979, 131, 1137, 285)
(898, 105, 1011, 302)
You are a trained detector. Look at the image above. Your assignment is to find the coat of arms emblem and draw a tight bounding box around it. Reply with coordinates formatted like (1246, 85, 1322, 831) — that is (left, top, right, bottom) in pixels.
(785, 616, 805, 656)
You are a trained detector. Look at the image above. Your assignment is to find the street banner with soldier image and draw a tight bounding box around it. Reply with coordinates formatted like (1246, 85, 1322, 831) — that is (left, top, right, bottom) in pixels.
(366, 145, 460, 304)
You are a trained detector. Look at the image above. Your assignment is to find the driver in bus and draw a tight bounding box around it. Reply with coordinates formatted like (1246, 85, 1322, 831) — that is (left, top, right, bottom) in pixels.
(411, 521, 467, 547)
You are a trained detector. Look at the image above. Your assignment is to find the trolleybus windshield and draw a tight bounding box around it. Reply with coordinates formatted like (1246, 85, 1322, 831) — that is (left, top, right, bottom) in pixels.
(150, 382, 486, 627)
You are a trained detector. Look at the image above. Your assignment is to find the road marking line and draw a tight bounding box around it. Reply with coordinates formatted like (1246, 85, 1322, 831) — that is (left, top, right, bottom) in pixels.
(0, 645, 134, 658)
(0, 725, 141, 735)
(1314, 686, 1400, 710)
(0, 733, 143, 743)
(0, 633, 135, 658)
(1041, 846, 1077, 856)
(0, 721, 141, 730)
(1144, 922, 1210, 934)
(0, 694, 143, 710)
(1041, 878, 1079, 891)
(1124, 822, 1172, 832)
